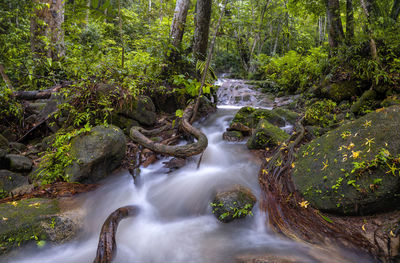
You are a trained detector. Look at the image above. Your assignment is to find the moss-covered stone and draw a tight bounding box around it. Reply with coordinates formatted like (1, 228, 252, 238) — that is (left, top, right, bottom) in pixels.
(65, 125, 126, 183)
(246, 120, 289, 149)
(222, 131, 244, 142)
(321, 81, 358, 102)
(293, 106, 400, 215)
(381, 96, 400, 108)
(211, 185, 256, 223)
(0, 198, 77, 255)
(232, 107, 285, 129)
(351, 89, 378, 115)
(271, 108, 299, 124)
(118, 95, 156, 126)
(0, 170, 28, 196)
(0, 134, 8, 150)
(6, 154, 33, 173)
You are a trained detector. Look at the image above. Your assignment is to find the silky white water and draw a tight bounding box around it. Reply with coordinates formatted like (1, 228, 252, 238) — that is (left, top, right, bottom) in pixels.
(4, 80, 373, 263)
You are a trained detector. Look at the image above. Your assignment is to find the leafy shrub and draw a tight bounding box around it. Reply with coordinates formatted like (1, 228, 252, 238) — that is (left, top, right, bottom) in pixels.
(0, 85, 23, 124)
(305, 99, 337, 127)
(262, 47, 328, 93)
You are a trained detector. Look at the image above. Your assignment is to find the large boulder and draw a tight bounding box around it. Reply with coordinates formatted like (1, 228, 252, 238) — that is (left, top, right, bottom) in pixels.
(211, 185, 256, 223)
(0, 198, 78, 255)
(118, 95, 156, 126)
(231, 107, 285, 129)
(321, 81, 358, 102)
(293, 106, 400, 215)
(6, 154, 33, 173)
(247, 120, 289, 149)
(65, 125, 126, 183)
(222, 131, 244, 142)
(0, 170, 29, 197)
(271, 108, 299, 125)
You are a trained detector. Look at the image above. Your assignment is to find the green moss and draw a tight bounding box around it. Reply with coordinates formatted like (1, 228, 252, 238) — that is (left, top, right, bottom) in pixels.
(232, 107, 285, 128)
(247, 120, 289, 149)
(0, 198, 59, 254)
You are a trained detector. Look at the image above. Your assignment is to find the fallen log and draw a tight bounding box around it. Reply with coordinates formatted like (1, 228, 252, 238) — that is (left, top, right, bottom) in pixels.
(93, 205, 140, 263)
(12, 86, 61, 100)
(130, 102, 208, 158)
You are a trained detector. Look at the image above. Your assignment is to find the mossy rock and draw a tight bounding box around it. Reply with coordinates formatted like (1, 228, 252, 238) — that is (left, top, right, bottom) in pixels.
(118, 95, 156, 126)
(211, 185, 256, 223)
(0, 134, 8, 150)
(110, 113, 139, 135)
(381, 96, 400, 108)
(65, 125, 126, 183)
(246, 120, 289, 149)
(222, 131, 244, 142)
(0, 198, 77, 255)
(0, 170, 28, 197)
(271, 108, 299, 124)
(232, 107, 285, 129)
(322, 81, 358, 102)
(351, 89, 378, 115)
(293, 106, 400, 215)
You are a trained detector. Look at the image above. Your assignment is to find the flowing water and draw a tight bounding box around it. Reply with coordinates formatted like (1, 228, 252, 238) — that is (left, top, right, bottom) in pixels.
(5, 79, 373, 263)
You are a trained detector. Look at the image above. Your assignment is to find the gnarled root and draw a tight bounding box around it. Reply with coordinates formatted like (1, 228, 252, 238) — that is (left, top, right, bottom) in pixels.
(93, 205, 140, 263)
(259, 117, 379, 259)
(130, 102, 208, 158)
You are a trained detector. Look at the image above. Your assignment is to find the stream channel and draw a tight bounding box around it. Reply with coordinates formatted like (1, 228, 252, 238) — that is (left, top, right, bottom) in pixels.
(7, 79, 373, 263)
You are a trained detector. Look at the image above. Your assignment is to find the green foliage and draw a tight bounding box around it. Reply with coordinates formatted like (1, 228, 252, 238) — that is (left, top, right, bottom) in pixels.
(305, 99, 337, 127)
(210, 201, 254, 220)
(33, 124, 92, 184)
(262, 47, 328, 93)
(0, 85, 23, 124)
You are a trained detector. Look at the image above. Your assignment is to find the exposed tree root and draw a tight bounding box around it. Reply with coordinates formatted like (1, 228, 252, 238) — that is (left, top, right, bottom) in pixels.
(259, 116, 380, 260)
(130, 102, 208, 158)
(93, 205, 140, 263)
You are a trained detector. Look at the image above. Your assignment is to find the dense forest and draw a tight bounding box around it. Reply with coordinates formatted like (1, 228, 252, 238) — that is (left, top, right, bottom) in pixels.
(0, 0, 400, 262)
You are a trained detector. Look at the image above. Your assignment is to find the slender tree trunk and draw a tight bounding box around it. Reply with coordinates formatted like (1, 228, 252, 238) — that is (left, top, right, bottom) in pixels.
(272, 24, 281, 56)
(170, 0, 190, 48)
(390, 0, 400, 21)
(85, 0, 91, 26)
(346, 0, 354, 43)
(31, 0, 65, 60)
(325, 0, 344, 48)
(193, 0, 212, 60)
(118, 0, 124, 68)
(360, 0, 379, 61)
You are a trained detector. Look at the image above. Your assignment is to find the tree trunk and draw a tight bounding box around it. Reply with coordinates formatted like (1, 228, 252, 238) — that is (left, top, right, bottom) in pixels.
(360, 0, 379, 61)
(193, 0, 212, 60)
(391, 0, 400, 21)
(31, 0, 65, 60)
(170, 0, 191, 48)
(346, 0, 354, 43)
(325, 0, 344, 48)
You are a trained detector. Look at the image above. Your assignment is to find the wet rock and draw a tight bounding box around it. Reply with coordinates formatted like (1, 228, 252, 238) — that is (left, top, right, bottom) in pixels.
(6, 154, 33, 172)
(1, 128, 17, 142)
(119, 95, 157, 126)
(0, 170, 29, 195)
(163, 158, 186, 172)
(235, 253, 307, 263)
(232, 107, 285, 129)
(211, 185, 256, 223)
(0, 198, 78, 255)
(227, 122, 252, 136)
(0, 149, 9, 169)
(65, 125, 126, 183)
(247, 120, 289, 150)
(0, 134, 8, 149)
(222, 131, 244, 142)
(293, 106, 400, 215)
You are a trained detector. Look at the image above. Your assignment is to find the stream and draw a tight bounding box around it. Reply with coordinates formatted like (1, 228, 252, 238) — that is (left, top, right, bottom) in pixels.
(6, 79, 373, 263)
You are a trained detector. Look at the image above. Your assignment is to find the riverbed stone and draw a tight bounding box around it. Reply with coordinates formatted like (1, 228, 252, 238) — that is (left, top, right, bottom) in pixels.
(6, 154, 33, 172)
(232, 107, 285, 129)
(223, 131, 244, 142)
(65, 125, 126, 183)
(0, 134, 9, 150)
(247, 120, 289, 150)
(0, 198, 78, 255)
(293, 106, 400, 215)
(211, 185, 256, 223)
(8, 142, 27, 153)
(0, 170, 29, 196)
(271, 108, 299, 124)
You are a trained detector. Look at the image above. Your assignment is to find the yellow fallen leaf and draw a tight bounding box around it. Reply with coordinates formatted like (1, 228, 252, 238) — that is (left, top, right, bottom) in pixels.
(265, 157, 271, 162)
(28, 202, 41, 208)
(2, 217, 8, 221)
(362, 224, 366, 232)
(10, 201, 18, 207)
(291, 163, 295, 168)
(299, 200, 309, 208)
(352, 151, 361, 159)
(262, 169, 268, 175)
(390, 230, 396, 237)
